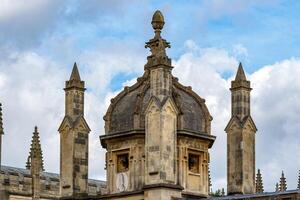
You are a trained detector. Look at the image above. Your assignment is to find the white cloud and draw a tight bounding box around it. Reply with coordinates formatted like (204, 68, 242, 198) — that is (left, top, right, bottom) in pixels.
(232, 43, 248, 59)
(0, 0, 53, 21)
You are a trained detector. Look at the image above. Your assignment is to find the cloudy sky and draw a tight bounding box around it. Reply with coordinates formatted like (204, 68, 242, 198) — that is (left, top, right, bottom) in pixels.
(1, 0, 300, 193)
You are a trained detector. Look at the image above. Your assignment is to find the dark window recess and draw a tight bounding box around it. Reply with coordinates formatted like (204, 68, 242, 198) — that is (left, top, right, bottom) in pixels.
(188, 153, 200, 173)
(3, 178, 10, 185)
(117, 153, 129, 173)
(45, 184, 51, 190)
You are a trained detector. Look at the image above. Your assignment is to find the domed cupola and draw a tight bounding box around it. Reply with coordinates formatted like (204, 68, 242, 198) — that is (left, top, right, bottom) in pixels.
(100, 10, 215, 198)
(103, 10, 213, 139)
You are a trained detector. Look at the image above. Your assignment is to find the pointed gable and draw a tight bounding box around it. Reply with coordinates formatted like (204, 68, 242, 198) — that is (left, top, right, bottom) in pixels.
(73, 115, 91, 132)
(225, 116, 257, 133)
(58, 116, 73, 132)
(58, 115, 90, 133)
(145, 96, 161, 115)
(161, 97, 179, 115)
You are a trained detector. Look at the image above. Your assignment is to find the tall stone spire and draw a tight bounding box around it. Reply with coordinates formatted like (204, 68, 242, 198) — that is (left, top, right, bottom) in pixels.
(69, 62, 81, 81)
(225, 63, 257, 195)
(59, 63, 90, 198)
(235, 62, 247, 81)
(255, 169, 264, 193)
(28, 126, 44, 200)
(297, 170, 300, 189)
(279, 171, 287, 192)
(0, 103, 3, 168)
(65, 62, 84, 91)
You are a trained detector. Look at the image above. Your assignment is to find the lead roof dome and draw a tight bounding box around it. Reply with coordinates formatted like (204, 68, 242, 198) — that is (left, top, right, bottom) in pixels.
(103, 10, 212, 136)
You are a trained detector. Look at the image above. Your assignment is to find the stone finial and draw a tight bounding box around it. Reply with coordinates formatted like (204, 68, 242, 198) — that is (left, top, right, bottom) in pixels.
(0, 103, 4, 135)
(275, 182, 279, 192)
(28, 126, 44, 171)
(297, 170, 300, 189)
(255, 169, 264, 193)
(279, 171, 287, 192)
(151, 10, 165, 37)
(145, 10, 171, 68)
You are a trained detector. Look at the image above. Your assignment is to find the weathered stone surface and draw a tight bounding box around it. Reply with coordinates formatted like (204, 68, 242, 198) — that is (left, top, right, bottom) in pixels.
(59, 63, 91, 198)
(100, 10, 215, 200)
(226, 63, 257, 195)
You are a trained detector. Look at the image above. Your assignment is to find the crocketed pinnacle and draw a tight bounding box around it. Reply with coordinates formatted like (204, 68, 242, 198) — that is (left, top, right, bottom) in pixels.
(28, 126, 44, 171)
(297, 170, 300, 189)
(235, 62, 247, 81)
(145, 10, 171, 69)
(255, 169, 264, 193)
(275, 183, 279, 192)
(0, 103, 4, 135)
(26, 155, 31, 170)
(208, 168, 212, 192)
(279, 171, 287, 192)
(65, 62, 85, 90)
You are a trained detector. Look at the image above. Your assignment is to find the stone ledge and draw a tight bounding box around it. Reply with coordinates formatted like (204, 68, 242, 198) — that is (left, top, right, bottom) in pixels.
(143, 183, 184, 191)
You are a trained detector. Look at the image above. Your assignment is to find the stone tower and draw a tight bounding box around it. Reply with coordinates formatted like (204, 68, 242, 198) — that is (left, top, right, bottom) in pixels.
(101, 10, 215, 200)
(26, 126, 44, 200)
(225, 63, 257, 195)
(0, 103, 4, 168)
(59, 63, 91, 197)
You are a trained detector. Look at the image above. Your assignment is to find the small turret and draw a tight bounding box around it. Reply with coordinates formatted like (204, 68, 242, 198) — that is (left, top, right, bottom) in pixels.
(226, 63, 257, 195)
(279, 171, 287, 192)
(59, 63, 90, 197)
(28, 126, 44, 200)
(255, 169, 264, 193)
